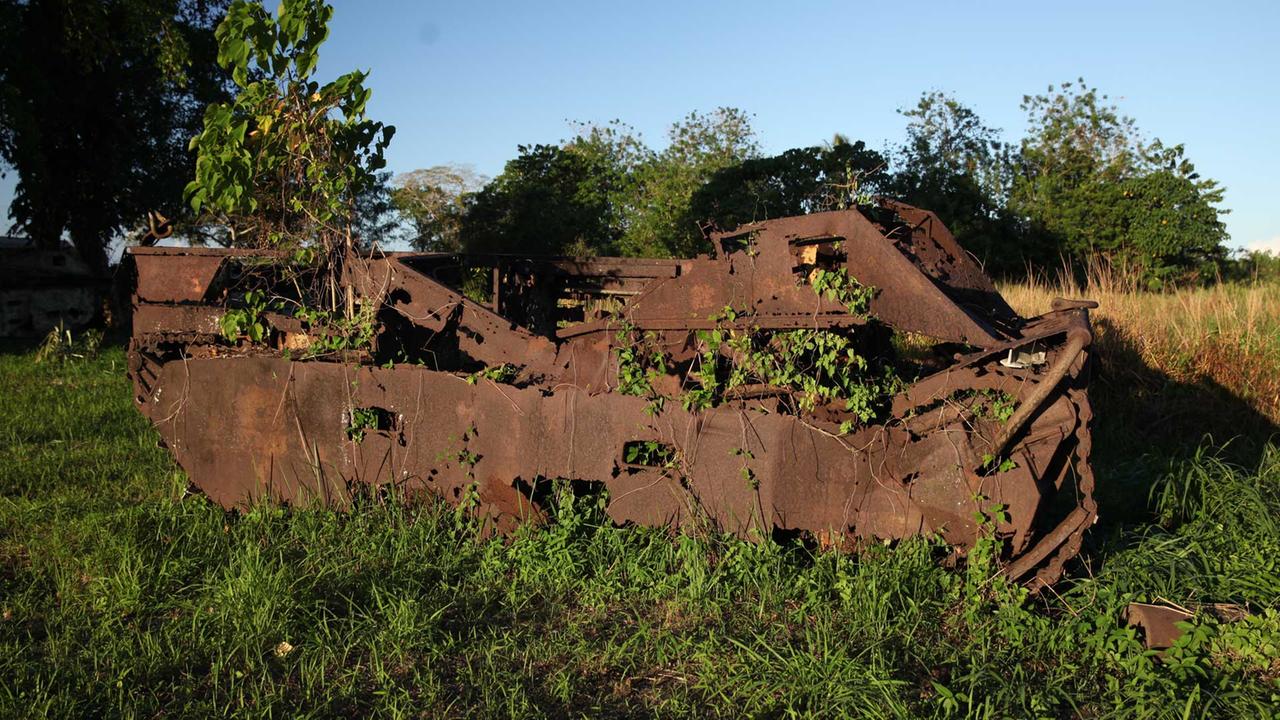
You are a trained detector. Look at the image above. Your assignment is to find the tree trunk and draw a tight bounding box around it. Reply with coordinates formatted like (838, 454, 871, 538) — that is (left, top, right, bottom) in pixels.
(344, 227, 354, 321)
(70, 232, 109, 277)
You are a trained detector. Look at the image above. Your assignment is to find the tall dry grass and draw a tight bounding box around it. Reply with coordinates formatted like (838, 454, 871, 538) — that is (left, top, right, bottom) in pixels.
(1000, 262, 1280, 429)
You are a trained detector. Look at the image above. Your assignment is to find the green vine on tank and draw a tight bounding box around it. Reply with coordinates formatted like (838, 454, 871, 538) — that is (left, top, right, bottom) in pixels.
(810, 267, 875, 315)
(613, 267, 898, 432)
(437, 426, 481, 479)
(724, 323, 902, 419)
(623, 441, 676, 468)
(731, 447, 758, 490)
(967, 389, 1018, 423)
(980, 453, 1019, 475)
(612, 300, 901, 432)
(216, 290, 381, 358)
(466, 363, 518, 385)
(218, 289, 270, 343)
(294, 303, 378, 358)
(345, 407, 379, 443)
(687, 305, 903, 426)
(614, 322, 669, 415)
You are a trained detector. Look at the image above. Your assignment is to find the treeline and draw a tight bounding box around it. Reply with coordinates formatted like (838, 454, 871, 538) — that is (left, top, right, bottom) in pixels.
(390, 85, 1237, 286)
(1, 0, 1266, 286)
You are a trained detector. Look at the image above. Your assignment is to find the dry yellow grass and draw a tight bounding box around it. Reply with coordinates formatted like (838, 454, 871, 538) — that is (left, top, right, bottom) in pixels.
(1000, 267, 1280, 428)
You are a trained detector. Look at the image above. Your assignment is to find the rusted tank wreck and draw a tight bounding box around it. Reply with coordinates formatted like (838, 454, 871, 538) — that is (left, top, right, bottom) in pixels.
(126, 200, 1097, 588)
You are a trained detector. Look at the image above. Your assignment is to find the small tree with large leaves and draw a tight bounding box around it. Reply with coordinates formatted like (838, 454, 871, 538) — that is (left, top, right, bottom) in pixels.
(184, 0, 394, 316)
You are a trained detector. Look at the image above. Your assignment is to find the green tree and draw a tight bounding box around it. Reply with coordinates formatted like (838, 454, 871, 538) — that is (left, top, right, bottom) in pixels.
(390, 164, 486, 251)
(1010, 79, 1227, 283)
(888, 91, 1029, 274)
(185, 0, 393, 248)
(0, 0, 231, 272)
(1117, 148, 1228, 278)
(617, 107, 759, 257)
(454, 110, 758, 259)
(689, 139, 886, 235)
(459, 143, 625, 256)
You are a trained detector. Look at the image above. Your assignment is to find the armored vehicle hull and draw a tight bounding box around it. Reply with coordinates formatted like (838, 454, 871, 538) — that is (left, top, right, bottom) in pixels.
(127, 201, 1096, 589)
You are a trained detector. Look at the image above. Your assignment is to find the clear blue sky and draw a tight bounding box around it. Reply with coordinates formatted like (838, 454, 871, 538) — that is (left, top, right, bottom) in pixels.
(3, 0, 1277, 252)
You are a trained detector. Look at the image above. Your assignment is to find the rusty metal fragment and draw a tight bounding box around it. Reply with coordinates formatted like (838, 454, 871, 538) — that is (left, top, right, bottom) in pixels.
(125, 200, 1099, 588)
(1125, 602, 1250, 650)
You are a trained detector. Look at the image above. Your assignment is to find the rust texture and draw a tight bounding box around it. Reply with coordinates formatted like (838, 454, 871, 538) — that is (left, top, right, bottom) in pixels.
(125, 200, 1098, 589)
(1125, 602, 1248, 650)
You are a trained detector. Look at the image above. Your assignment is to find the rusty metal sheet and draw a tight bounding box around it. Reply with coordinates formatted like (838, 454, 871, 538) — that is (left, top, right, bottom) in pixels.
(132, 254, 225, 303)
(1125, 602, 1249, 650)
(125, 201, 1099, 588)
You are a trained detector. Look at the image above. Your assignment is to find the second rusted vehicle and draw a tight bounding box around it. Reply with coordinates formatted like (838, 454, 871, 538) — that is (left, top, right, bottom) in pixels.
(126, 199, 1097, 589)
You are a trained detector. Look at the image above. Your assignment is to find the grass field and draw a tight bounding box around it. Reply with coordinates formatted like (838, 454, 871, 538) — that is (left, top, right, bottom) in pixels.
(1001, 267, 1280, 429)
(2, 280, 1280, 718)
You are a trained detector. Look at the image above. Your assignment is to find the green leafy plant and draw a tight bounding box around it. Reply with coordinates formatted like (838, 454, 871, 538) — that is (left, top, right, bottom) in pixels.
(623, 441, 676, 468)
(186, 0, 394, 241)
(293, 303, 378, 357)
(678, 306, 900, 423)
(969, 389, 1018, 422)
(616, 303, 901, 429)
(614, 322, 668, 415)
(731, 447, 758, 490)
(185, 0, 394, 321)
(436, 427, 481, 480)
(218, 289, 269, 342)
(345, 407, 379, 442)
(810, 267, 875, 316)
(455, 448, 480, 469)
(980, 453, 1018, 474)
(466, 364, 517, 385)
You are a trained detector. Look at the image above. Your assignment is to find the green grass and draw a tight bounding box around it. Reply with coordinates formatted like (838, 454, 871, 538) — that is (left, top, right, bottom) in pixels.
(2, 346, 1279, 718)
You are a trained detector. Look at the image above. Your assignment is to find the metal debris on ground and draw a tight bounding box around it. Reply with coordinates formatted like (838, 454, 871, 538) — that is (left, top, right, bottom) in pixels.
(1125, 602, 1250, 650)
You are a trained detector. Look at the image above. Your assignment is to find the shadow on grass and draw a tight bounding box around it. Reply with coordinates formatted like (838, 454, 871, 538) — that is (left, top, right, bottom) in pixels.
(0, 327, 132, 358)
(1084, 313, 1278, 537)
(0, 337, 44, 356)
